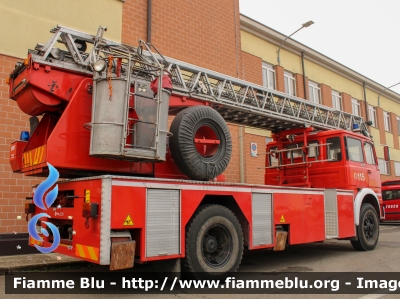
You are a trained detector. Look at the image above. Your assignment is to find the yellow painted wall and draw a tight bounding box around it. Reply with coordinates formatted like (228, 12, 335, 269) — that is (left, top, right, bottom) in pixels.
(241, 30, 302, 74)
(304, 59, 364, 100)
(370, 127, 381, 151)
(385, 132, 394, 148)
(390, 148, 400, 162)
(379, 96, 400, 112)
(0, 0, 122, 58)
(245, 127, 271, 137)
(242, 29, 400, 114)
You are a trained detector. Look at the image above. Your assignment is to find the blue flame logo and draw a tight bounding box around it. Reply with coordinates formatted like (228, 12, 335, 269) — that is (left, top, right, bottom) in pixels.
(28, 213, 60, 254)
(28, 163, 60, 253)
(33, 163, 59, 210)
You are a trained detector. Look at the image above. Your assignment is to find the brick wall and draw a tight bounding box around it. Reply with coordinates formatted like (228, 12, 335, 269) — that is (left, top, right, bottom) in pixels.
(122, 0, 148, 44)
(360, 100, 367, 121)
(376, 107, 386, 145)
(224, 124, 240, 183)
(294, 74, 305, 99)
(304, 77, 309, 100)
(241, 51, 262, 85)
(0, 54, 41, 233)
(244, 134, 266, 185)
(275, 65, 284, 92)
(342, 93, 352, 114)
(122, 0, 242, 78)
(320, 84, 332, 107)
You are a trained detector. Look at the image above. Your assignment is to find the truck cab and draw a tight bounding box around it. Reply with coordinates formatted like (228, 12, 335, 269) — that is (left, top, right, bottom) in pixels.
(265, 127, 382, 197)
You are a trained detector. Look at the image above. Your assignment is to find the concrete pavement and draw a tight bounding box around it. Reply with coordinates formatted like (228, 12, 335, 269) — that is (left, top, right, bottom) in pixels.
(0, 253, 88, 274)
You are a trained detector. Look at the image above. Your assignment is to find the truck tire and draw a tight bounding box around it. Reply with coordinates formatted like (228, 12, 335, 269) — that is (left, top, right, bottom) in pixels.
(183, 204, 243, 280)
(351, 203, 379, 251)
(169, 106, 231, 181)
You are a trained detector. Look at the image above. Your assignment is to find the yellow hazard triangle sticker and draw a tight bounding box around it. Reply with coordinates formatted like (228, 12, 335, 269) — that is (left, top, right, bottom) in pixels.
(280, 215, 286, 223)
(123, 214, 134, 226)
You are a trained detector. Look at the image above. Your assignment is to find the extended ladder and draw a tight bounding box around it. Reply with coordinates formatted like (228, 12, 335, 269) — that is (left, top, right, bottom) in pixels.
(32, 25, 369, 134)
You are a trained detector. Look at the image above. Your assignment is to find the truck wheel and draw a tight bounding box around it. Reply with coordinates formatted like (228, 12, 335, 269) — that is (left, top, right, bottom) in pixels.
(183, 205, 243, 279)
(351, 203, 379, 251)
(169, 106, 231, 181)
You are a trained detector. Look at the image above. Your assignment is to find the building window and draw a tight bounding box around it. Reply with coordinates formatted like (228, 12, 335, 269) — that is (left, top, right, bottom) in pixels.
(308, 81, 321, 104)
(395, 161, 400, 176)
(379, 158, 389, 175)
(351, 98, 360, 116)
(262, 62, 275, 90)
(384, 111, 391, 132)
(284, 71, 296, 96)
(332, 90, 342, 111)
(368, 105, 377, 127)
(266, 137, 273, 144)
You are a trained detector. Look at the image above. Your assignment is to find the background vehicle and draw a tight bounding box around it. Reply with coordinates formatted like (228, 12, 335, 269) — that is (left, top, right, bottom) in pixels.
(381, 180, 400, 221)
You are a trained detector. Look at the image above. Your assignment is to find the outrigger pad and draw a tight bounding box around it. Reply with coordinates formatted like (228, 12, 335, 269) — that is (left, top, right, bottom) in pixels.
(109, 240, 136, 271)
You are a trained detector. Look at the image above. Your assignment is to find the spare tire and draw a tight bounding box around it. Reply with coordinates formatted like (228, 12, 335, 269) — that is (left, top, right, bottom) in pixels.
(169, 106, 232, 181)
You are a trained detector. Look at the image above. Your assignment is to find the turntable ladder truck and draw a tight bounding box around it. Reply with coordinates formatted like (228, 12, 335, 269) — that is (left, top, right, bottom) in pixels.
(7, 26, 384, 278)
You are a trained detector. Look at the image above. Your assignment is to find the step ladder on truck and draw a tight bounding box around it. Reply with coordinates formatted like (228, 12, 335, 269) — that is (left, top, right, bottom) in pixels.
(7, 25, 385, 279)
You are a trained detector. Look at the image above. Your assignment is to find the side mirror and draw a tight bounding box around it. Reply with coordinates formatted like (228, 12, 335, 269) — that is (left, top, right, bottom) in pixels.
(384, 145, 390, 161)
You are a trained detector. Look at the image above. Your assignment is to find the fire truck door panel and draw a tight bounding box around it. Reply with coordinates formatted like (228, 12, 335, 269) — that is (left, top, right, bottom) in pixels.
(336, 192, 355, 238)
(324, 189, 338, 239)
(146, 189, 180, 258)
(251, 193, 273, 248)
(346, 137, 369, 189)
(301, 193, 325, 243)
(364, 142, 380, 190)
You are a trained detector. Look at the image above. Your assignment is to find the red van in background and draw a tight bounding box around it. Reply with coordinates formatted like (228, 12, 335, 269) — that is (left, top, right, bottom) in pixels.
(382, 180, 400, 221)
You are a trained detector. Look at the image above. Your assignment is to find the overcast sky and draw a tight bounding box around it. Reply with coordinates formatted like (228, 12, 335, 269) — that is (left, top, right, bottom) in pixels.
(239, 0, 400, 95)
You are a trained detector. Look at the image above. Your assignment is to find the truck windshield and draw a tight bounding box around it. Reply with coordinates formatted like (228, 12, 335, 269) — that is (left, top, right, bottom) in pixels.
(346, 137, 364, 162)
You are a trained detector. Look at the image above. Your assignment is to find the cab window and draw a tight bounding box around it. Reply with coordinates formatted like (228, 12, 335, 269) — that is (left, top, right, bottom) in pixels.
(308, 141, 319, 158)
(346, 137, 364, 162)
(269, 146, 279, 167)
(287, 143, 303, 159)
(364, 142, 376, 165)
(327, 137, 342, 162)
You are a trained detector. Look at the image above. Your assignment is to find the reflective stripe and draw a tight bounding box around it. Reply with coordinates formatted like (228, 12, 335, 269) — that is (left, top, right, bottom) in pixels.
(76, 244, 99, 261)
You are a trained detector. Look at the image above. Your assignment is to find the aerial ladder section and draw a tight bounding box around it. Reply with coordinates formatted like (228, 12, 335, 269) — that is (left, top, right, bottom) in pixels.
(17, 25, 369, 134)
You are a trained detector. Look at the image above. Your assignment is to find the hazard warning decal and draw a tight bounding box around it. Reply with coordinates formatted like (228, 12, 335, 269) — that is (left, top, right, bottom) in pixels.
(123, 214, 134, 226)
(280, 214, 286, 223)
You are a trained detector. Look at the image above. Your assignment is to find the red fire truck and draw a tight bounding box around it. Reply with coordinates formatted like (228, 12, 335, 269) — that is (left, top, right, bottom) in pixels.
(381, 180, 400, 221)
(7, 26, 384, 278)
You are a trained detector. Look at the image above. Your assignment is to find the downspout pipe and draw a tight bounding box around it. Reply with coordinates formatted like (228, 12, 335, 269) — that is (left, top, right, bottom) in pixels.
(301, 52, 307, 100)
(147, 0, 152, 44)
(363, 82, 369, 121)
